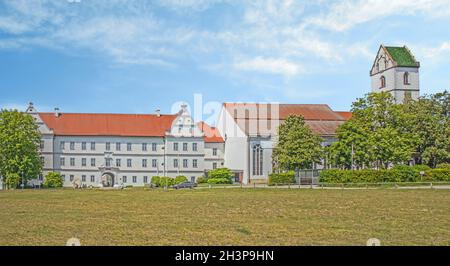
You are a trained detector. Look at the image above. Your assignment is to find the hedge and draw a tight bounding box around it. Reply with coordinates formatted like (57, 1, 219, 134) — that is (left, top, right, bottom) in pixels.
(207, 178, 232, 184)
(319, 166, 450, 183)
(268, 171, 296, 185)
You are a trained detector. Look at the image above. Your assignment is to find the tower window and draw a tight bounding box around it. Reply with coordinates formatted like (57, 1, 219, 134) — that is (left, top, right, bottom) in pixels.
(403, 72, 410, 85)
(252, 144, 263, 176)
(380, 76, 386, 88)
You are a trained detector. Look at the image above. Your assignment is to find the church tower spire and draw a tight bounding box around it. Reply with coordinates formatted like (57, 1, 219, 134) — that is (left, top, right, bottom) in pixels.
(370, 45, 420, 103)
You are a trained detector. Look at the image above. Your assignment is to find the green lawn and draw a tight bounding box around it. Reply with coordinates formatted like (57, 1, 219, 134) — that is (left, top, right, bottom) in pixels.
(0, 188, 449, 246)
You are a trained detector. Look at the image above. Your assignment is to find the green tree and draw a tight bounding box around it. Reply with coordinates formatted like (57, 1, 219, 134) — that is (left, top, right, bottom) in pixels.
(273, 115, 323, 171)
(330, 92, 417, 169)
(403, 91, 450, 167)
(43, 172, 63, 188)
(0, 110, 42, 187)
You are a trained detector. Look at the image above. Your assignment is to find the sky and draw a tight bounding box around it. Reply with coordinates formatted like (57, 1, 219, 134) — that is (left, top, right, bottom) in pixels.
(1, 0, 450, 124)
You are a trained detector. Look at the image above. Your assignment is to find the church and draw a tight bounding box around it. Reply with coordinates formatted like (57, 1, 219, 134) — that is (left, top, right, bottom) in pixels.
(0, 45, 420, 188)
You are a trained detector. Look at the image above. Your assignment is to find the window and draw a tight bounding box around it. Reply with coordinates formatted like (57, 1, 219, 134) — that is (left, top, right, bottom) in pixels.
(127, 143, 132, 151)
(132, 176, 137, 183)
(212, 148, 217, 156)
(192, 143, 197, 151)
(127, 159, 132, 167)
(70, 142, 75, 150)
(173, 143, 179, 151)
(39, 174, 43, 181)
(213, 162, 217, 169)
(143, 176, 148, 183)
(91, 142, 95, 150)
(90, 175, 95, 182)
(106, 142, 110, 151)
(403, 72, 410, 85)
(174, 159, 178, 168)
(81, 158, 86, 167)
(142, 159, 147, 168)
(252, 144, 263, 176)
(193, 159, 198, 168)
(40, 156, 45, 165)
(91, 158, 96, 167)
(82, 175, 86, 182)
(152, 159, 157, 168)
(82, 142, 86, 150)
(106, 158, 111, 167)
(152, 143, 157, 151)
(60, 157, 65, 166)
(70, 158, 75, 167)
(40, 140, 44, 149)
(70, 175, 74, 182)
(123, 176, 127, 183)
(380, 76, 386, 88)
(142, 143, 147, 151)
(116, 142, 121, 151)
(183, 159, 188, 168)
(183, 143, 188, 151)
(116, 158, 121, 167)
(60, 141, 65, 150)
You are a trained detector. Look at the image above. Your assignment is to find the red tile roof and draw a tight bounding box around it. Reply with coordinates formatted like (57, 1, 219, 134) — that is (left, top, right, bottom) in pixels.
(224, 103, 349, 136)
(197, 121, 224, 143)
(38, 113, 177, 137)
(224, 103, 347, 121)
(335, 111, 352, 120)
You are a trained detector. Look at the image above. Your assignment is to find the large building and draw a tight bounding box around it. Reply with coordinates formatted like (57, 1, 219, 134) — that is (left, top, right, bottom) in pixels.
(24, 103, 225, 188)
(2, 44, 419, 188)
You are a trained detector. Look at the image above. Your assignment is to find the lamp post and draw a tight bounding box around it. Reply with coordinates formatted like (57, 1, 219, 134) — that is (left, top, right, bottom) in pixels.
(21, 171, 24, 190)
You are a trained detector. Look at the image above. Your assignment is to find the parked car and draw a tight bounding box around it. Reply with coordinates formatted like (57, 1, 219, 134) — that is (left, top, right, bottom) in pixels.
(173, 181, 197, 189)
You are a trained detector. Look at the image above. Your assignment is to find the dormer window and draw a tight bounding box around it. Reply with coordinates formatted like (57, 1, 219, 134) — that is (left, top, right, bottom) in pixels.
(380, 76, 386, 88)
(403, 72, 410, 85)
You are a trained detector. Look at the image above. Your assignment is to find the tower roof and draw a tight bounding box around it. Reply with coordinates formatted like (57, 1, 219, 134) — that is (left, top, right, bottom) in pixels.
(384, 46, 419, 67)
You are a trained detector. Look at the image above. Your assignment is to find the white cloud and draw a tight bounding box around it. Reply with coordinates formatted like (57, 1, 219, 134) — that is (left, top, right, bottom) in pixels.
(306, 0, 450, 32)
(234, 57, 304, 76)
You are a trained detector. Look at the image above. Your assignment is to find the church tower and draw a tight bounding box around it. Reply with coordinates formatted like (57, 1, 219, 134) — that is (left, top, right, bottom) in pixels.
(370, 45, 420, 103)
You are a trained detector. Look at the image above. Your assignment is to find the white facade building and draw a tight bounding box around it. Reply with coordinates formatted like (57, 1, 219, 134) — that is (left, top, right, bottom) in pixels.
(370, 45, 420, 103)
(22, 103, 224, 188)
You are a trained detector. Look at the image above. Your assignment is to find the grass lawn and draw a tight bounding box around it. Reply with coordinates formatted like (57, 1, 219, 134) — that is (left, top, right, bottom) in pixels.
(0, 188, 449, 246)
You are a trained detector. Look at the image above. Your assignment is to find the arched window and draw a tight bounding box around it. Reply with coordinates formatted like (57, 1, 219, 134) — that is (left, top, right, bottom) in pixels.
(403, 72, 409, 85)
(380, 76, 386, 88)
(252, 144, 263, 176)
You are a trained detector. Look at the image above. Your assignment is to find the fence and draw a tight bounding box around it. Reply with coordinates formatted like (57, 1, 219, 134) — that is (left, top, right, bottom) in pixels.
(296, 169, 321, 185)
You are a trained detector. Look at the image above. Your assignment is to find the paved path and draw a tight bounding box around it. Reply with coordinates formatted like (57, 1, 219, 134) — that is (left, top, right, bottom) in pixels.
(197, 184, 450, 190)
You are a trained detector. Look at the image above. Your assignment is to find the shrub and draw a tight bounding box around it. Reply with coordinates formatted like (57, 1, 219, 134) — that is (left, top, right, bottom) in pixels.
(208, 168, 232, 180)
(319, 166, 450, 184)
(175, 175, 188, 184)
(151, 176, 161, 187)
(425, 169, 450, 181)
(411, 164, 431, 172)
(436, 163, 450, 169)
(43, 172, 63, 188)
(5, 173, 21, 189)
(268, 171, 296, 185)
(196, 176, 207, 184)
(207, 178, 232, 184)
(159, 177, 176, 187)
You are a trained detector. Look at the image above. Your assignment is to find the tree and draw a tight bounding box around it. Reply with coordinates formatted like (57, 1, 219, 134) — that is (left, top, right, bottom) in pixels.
(43, 172, 63, 188)
(273, 115, 323, 171)
(0, 109, 42, 187)
(330, 92, 417, 169)
(402, 91, 450, 167)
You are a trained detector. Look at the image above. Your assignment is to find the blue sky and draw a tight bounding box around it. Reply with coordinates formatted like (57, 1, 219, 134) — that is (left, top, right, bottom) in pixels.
(1, 0, 450, 123)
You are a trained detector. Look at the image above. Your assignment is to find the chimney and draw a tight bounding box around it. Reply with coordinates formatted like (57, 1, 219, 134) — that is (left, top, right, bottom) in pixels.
(155, 109, 161, 117)
(54, 107, 60, 117)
